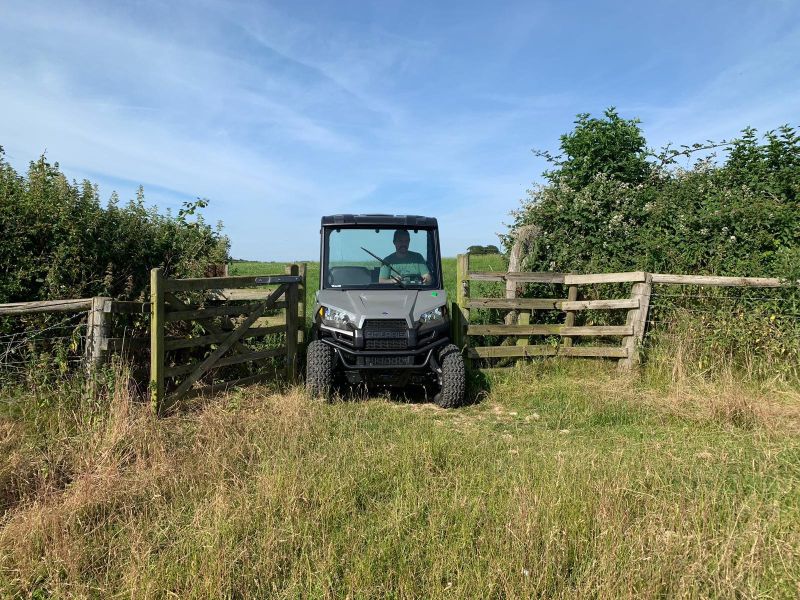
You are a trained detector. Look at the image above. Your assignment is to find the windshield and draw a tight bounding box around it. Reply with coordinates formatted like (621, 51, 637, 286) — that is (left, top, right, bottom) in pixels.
(324, 227, 440, 289)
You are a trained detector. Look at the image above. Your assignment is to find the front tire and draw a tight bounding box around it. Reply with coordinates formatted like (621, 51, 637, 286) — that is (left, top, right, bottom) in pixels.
(306, 340, 334, 399)
(434, 344, 465, 408)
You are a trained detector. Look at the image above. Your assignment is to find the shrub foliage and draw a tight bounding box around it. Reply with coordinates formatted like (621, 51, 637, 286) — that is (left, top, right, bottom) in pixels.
(505, 112, 800, 379)
(508, 112, 800, 278)
(0, 148, 229, 304)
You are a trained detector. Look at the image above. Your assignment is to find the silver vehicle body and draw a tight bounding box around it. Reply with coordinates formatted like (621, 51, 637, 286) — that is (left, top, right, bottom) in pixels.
(312, 214, 451, 385)
(315, 288, 448, 331)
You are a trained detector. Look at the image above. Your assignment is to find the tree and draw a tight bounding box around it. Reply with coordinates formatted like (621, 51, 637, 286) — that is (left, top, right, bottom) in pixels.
(467, 245, 501, 255)
(537, 107, 651, 188)
(0, 148, 230, 304)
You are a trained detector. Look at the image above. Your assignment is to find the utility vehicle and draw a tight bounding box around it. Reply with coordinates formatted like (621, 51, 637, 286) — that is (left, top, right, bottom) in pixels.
(305, 214, 465, 407)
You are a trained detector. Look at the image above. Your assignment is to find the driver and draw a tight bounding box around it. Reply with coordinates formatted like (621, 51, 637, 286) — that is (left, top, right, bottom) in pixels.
(379, 229, 432, 284)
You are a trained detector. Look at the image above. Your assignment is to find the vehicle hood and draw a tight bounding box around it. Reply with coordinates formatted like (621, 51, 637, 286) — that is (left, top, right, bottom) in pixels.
(315, 288, 447, 328)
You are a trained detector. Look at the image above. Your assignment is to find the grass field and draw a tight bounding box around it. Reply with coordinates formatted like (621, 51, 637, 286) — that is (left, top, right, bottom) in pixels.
(1, 361, 799, 597)
(2, 255, 798, 597)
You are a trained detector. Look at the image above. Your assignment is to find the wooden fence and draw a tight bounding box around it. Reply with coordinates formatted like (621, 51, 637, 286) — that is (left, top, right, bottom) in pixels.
(0, 263, 306, 415)
(452, 253, 794, 371)
(149, 265, 305, 415)
(4, 257, 791, 400)
(0, 296, 150, 372)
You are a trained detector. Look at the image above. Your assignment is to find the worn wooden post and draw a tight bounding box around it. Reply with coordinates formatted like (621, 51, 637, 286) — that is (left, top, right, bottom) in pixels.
(506, 226, 539, 354)
(562, 286, 579, 347)
(516, 309, 531, 347)
(618, 274, 652, 370)
(297, 262, 307, 348)
(285, 264, 299, 382)
(150, 268, 166, 414)
(85, 296, 111, 372)
(455, 253, 471, 366)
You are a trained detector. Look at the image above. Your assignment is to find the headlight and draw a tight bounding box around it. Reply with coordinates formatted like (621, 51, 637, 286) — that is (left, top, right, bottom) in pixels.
(419, 306, 445, 324)
(320, 306, 352, 329)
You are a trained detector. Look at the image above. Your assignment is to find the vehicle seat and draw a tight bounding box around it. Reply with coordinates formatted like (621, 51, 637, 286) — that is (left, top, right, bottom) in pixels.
(328, 266, 372, 286)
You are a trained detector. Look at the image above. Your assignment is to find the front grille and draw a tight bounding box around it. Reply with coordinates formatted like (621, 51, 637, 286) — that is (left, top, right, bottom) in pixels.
(363, 319, 407, 334)
(363, 318, 408, 350)
(365, 338, 407, 350)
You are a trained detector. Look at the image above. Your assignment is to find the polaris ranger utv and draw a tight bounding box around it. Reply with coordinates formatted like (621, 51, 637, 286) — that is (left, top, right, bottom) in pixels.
(305, 214, 465, 407)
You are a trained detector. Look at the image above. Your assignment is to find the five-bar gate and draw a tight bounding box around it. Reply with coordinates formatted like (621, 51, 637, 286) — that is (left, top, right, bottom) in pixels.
(150, 266, 304, 415)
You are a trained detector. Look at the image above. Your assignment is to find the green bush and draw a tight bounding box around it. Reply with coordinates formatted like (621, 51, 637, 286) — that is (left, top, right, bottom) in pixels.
(508, 119, 799, 278)
(0, 147, 229, 304)
(0, 148, 230, 379)
(504, 113, 800, 379)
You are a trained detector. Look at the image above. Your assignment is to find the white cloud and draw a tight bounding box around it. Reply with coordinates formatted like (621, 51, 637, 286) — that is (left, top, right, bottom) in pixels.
(1, 0, 798, 262)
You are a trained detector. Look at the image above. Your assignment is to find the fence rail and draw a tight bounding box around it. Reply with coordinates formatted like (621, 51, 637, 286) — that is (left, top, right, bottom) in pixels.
(0, 298, 94, 316)
(452, 252, 796, 371)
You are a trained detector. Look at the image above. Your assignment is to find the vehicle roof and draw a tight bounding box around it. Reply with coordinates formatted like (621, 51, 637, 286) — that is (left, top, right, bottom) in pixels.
(321, 214, 438, 228)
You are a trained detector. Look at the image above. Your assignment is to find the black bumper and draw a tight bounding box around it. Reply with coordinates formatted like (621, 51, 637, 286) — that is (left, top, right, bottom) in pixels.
(320, 336, 449, 370)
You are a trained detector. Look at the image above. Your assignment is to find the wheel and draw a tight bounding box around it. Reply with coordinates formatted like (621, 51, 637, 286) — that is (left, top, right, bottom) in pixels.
(306, 340, 334, 399)
(433, 343, 465, 408)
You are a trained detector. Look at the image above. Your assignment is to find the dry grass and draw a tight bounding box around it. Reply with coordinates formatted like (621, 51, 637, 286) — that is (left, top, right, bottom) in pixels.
(1, 361, 799, 598)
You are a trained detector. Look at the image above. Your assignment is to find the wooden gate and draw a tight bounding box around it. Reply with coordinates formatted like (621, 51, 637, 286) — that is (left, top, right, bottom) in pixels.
(452, 253, 650, 370)
(149, 265, 305, 415)
(452, 252, 797, 372)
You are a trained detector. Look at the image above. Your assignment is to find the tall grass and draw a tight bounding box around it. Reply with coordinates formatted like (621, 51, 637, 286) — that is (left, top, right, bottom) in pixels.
(2, 361, 799, 597)
(644, 300, 800, 385)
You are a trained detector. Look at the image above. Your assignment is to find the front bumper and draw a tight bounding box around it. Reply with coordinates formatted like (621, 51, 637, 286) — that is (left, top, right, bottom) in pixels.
(319, 329, 449, 370)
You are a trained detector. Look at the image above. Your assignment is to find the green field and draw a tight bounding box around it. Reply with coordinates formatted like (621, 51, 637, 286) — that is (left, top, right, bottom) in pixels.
(1, 361, 798, 597)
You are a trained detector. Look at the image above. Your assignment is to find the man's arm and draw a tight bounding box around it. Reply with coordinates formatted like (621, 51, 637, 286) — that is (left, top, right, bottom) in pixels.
(378, 255, 395, 283)
(378, 264, 393, 283)
(412, 252, 432, 284)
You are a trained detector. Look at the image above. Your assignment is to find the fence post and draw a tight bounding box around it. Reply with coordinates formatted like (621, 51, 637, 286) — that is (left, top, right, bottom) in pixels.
(619, 274, 652, 370)
(507, 239, 530, 348)
(150, 268, 165, 414)
(85, 296, 111, 372)
(455, 254, 471, 364)
(562, 286, 579, 347)
(505, 226, 539, 348)
(285, 264, 299, 382)
(297, 262, 307, 349)
(516, 309, 530, 347)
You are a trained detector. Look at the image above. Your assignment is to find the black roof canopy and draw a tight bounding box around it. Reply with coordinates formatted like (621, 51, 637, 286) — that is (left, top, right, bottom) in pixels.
(321, 214, 438, 228)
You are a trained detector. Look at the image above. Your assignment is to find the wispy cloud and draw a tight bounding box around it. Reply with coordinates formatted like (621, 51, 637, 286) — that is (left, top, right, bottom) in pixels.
(1, 0, 798, 260)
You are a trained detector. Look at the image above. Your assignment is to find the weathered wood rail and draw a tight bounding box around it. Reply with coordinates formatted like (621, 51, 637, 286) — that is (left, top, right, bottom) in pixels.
(451, 252, 795, 371)
(0, 296, 149, 369)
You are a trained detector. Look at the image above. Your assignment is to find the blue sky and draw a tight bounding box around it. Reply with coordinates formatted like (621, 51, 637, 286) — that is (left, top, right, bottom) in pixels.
(1, 0, 798, 261)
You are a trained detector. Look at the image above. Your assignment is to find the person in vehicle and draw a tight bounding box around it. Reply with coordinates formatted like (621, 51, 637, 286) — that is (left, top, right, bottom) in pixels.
(379, 228, 432, 284)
